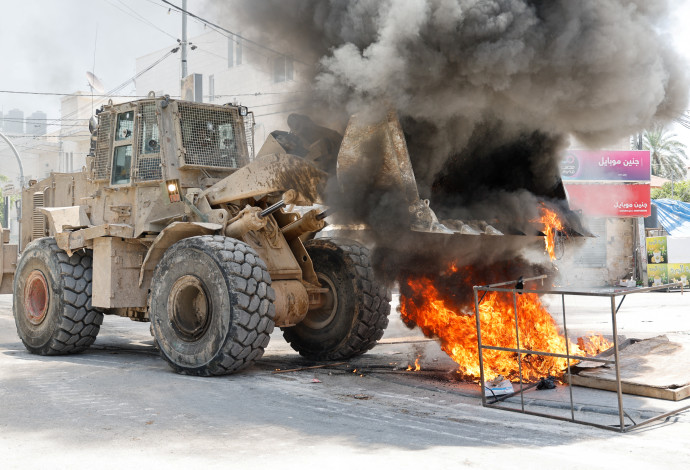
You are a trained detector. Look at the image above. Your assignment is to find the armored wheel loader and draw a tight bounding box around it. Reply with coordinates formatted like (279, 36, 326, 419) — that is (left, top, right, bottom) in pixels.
(2, 95, 394, 375)
(0, 95, 585, 375)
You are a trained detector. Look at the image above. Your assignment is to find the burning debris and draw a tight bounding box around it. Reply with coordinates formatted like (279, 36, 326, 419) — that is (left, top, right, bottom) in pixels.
(535, 205, 565, 261)
(406, 357, 421, 372)
(577, 334, 613, 358)
(399, 262, 612, 382)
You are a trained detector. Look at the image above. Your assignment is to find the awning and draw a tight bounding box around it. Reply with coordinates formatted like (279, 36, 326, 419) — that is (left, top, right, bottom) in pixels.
(652, 199, 690, 237)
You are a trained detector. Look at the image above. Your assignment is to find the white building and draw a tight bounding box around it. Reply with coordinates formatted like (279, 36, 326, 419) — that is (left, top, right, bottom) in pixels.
(135, 30, 311, 145)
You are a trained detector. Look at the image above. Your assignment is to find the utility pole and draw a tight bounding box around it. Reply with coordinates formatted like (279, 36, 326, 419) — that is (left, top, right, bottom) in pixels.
(181, 0, 188, 80)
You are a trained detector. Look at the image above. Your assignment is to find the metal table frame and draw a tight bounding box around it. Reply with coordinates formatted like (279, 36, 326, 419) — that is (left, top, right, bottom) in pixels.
(473, 277, 689, 432)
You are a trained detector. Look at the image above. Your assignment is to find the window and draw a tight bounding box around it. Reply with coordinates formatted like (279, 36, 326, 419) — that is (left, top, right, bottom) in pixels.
(94, 113, 113, 180)
(112, 146, 132, 185)
(112, 110, 134, 185)
(178, 104, 246, 169)
(236, 38, 242, 65)
(209, 74, 215, 102)
(286, 58, 293, 81)
(136, 102, 162, 181)
(139, 109, 159, 155)
(228, 36, 242, 67)
(273, 56, 294, 83)
(115, 111, 134, 141)
(61, 152, 72, 172)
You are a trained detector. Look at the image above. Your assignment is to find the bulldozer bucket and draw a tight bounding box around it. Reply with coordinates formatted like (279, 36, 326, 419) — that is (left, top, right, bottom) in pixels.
(335, 111, 590, 239)
(336, 111, 452, 234)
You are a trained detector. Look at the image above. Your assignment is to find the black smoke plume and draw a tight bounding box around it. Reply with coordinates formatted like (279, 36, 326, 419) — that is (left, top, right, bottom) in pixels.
(212, 0, 689, 282)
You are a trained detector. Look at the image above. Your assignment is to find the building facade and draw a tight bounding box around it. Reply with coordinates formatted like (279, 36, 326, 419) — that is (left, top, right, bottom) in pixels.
(135, 30, 310, 145)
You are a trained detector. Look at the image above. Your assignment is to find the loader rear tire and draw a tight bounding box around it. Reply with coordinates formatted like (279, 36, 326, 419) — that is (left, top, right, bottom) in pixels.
(13, 237, 103, 355)
(149, 235, 275, 376)
(282, 238, 391, 360)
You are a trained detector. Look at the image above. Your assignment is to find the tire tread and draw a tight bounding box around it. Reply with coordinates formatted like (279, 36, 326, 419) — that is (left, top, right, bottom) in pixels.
(14, 238, 103, 355)
(283, 238, 391, 360)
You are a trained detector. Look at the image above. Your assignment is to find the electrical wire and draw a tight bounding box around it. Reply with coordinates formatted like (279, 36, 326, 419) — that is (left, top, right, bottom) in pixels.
(0, 118, 88, 122)
(103, 0, 178, 41)
(48, 48, 179, 131)
(1, 94, 313, 148)
(159, 0, 311, 66)
(0, 88, 310, 99)
(193, 45, 230, 63)
(254, 106, 312, 118)
(0, 90, 157, 98)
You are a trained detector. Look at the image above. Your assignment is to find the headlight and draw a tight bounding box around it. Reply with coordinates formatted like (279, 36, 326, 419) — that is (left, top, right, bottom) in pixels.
(165, 179, 181, 203)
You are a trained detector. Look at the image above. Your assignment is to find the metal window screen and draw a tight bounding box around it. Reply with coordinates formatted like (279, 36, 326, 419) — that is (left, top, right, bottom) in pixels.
(115, 112, 134, 140)
(575, 218, 607, 268)
(178, 103, 251, 169)
(135, 102, 162, 181)
(32, 192, 46, 240)
(244, 112, 255, 161)
(94, 113, 114, 180)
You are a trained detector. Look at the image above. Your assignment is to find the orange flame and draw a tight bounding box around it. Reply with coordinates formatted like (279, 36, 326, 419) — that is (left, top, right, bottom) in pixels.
(400, 273, 612, 382)
(406, 358, 421, 371)
(536, 206, 565, 260)
(577, 334, 611, 356)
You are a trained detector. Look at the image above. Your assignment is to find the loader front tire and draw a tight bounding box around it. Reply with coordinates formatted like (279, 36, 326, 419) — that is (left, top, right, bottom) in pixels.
(13, 237, 103, 355)
(282, 238, 391, 360)
(149, 235, 275, 376)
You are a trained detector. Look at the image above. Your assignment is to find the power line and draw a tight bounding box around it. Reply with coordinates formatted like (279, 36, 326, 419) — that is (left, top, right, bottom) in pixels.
(159, 0, 311, 66)
(193, 45, 230, 63)
(0, 88, 310, 99)
(0, 90, 156, 98)
(103, 0, 178, 41)
(254, 106, 312, 118)
(52, 48, 179, 128)
(0, 47, 176, 149)
(243, 99, 312, 109)
(1, 117, 87, 122)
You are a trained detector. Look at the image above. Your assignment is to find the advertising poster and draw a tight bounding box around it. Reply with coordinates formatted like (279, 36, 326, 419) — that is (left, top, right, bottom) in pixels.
(565, 183, 651, 217)
(646, 236, 668, 264)
(560, 150, 651, 181)
(668, 264, 690, 287)
(647, 264, 669, 287)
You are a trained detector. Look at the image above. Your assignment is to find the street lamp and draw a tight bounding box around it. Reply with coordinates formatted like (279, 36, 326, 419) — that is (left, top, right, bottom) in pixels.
(0, 131, 24, 240)
(0, 130, 25, 188)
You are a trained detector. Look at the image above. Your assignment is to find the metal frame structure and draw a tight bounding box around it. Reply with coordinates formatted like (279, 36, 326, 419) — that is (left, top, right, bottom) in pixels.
(473, 277, 689, 432)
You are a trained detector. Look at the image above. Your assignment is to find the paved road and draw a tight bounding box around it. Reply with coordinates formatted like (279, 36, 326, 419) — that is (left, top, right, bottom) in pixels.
(1, 291, 689, 469)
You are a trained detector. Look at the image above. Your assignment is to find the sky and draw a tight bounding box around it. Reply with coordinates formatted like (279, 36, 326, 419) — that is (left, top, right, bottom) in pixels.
(0, 0, 209, 127)
(1, 0, 690, 142)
